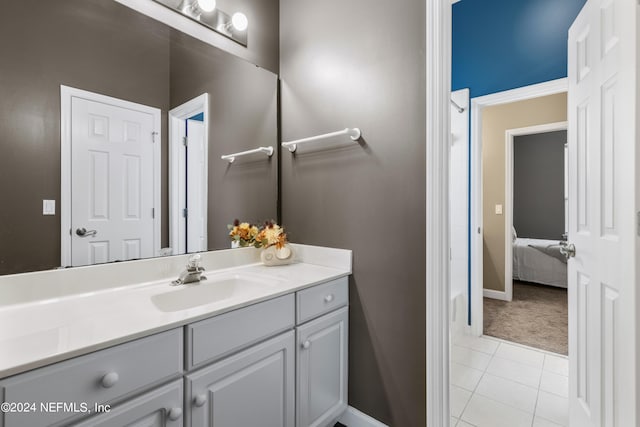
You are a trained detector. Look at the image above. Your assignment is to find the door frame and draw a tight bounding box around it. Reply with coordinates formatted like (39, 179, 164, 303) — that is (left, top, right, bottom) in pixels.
(60, 85, 162, 267)
(168, 93, 210, 254)
(425, 1, 571, 423)
(504, 121, 568, 302)
(425, 0, 452, 424)
(468, 78, 568, 335)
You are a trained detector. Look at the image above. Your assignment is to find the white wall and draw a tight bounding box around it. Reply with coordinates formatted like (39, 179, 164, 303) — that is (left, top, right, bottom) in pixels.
(450, 89, 470, 333)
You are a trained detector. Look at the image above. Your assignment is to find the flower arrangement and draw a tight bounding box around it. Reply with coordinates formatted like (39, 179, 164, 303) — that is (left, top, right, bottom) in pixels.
(228, 219, 288, 249)
(255, 220, 288, 249)
(227, 220, 259, 247)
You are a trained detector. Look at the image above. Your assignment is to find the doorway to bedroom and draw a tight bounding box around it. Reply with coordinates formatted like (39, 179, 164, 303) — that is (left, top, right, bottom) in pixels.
(484, 121, 569, 356)
(477, 92, 569, 356)
(449, 86, 571, 427)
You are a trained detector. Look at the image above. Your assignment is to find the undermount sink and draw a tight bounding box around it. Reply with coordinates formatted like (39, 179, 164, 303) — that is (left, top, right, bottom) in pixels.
(151, 274, 278, 312)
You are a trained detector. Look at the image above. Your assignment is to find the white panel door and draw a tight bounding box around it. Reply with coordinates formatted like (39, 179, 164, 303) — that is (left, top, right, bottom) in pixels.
(186, 119, 207, 253)
(450, 89, 470, 332)
(567, 0, 637, 425)
(71, 97, 157, 266)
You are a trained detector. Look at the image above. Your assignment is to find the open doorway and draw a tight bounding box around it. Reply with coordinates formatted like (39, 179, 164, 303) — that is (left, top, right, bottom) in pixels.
(433, 0, 640, 423)
(450, 85, 571, 427)
(169, 93, 209, 255)
(483, 123, 569, 355)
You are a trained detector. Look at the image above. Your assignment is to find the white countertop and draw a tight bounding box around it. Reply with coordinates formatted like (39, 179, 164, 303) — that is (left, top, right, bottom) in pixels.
(0, 245, 351, 379)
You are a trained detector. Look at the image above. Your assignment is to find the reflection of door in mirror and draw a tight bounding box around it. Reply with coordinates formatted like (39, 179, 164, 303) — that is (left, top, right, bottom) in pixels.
(186, 118, 207, 253)
(169, 94, 210, 255)
(61, 86, 161, 267)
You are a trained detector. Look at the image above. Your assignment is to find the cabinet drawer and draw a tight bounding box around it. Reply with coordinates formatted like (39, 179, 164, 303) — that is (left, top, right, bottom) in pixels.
(296, 277, 348, 324)
(74, 379, 183, 427)
(186, 294, 294, 370)
(0, 328, 183, 427)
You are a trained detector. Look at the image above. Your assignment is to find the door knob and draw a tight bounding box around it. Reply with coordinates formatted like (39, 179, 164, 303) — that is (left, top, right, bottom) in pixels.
(559, 241, 576, 259)
(301, 340, 311, 349)
(76, 228, 97, 237)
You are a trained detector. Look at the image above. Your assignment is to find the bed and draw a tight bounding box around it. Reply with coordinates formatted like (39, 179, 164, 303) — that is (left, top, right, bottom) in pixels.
(512, 237, 568, 288)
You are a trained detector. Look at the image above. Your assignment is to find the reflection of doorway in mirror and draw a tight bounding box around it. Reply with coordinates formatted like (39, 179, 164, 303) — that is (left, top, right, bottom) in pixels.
(169, 94, 210, 255)
(185, 117, 207, 253)
(60, 86, 162, 267)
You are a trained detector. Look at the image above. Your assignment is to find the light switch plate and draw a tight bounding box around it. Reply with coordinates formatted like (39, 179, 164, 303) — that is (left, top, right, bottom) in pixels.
(43, 200, 56, 215)
(495, 204, 503, 215)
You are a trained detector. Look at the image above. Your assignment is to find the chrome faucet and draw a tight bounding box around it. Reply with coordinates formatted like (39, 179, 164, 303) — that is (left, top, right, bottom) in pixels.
(172, 254, 207, 285)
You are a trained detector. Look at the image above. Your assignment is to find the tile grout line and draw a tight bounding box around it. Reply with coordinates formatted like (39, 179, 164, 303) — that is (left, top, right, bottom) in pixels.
(454, 337, 568, 426)
(457, 342, 495, 426)
(532, 354, 547, 424)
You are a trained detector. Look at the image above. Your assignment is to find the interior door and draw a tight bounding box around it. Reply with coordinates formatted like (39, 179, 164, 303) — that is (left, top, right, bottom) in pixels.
(186, 119, 207, 253)
(567, 0, 637, 425)
(71, 95, 158, 266)
(450, 89, 470, 335)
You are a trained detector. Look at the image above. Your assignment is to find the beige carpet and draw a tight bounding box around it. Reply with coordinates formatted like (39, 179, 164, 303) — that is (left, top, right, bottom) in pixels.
(484, 281, 568, 355)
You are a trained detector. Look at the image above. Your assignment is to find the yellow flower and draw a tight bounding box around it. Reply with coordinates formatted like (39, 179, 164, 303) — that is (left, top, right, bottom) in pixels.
(263, 226, 282, 245)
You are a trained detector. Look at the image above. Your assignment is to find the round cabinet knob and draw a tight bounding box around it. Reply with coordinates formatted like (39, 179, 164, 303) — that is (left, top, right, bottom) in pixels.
(301, 340, 311, 349)
(324, 294, 334, 303)
(100, 372, 119, 388)
(193, 394, 207, 407)
(167, 407, 183, 421)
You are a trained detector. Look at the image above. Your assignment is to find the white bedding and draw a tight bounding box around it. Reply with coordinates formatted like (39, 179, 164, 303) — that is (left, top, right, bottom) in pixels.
(512, 238, 568, 288)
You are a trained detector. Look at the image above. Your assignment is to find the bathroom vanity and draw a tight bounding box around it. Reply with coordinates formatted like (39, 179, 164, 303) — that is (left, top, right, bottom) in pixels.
(0, 245, 350, 427)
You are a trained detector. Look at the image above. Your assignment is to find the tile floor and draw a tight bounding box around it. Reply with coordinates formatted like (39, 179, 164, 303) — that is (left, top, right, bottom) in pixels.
(450, 334, 569, 427)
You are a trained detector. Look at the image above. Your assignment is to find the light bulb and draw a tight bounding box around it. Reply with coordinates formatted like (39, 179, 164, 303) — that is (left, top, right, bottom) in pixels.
(231, 12, 248, 31)
(197, 0, 216, 12)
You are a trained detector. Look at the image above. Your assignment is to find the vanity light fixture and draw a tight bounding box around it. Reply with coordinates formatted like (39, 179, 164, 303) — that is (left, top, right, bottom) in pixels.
(180, 0, 214, 18)
(221, 12, 248, 34)
(231, 12, 248, 31)
(154, 0, 248, 46)
(197, 0, 216, 13)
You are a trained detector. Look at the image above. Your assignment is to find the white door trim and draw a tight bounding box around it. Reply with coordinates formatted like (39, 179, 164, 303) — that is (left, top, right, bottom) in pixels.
(504, 121, 568, 302)
(425, 0, 451, 425)
(60, 85, 162, 267)
(468, 78, 568, 336)
(168, 93, 209, 254)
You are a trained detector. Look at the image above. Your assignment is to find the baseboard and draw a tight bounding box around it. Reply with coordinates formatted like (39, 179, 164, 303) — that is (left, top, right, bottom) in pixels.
(338, 406, 388, 427)
(483, 288, 510, 301)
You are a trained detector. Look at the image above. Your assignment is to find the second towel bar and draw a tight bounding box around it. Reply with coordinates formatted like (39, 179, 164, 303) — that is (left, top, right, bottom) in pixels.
(221, 146, 274, 163)
(281, 128, 361, 153)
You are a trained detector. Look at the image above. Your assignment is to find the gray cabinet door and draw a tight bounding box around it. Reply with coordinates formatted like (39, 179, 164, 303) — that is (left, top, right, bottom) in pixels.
(186, 331, 295, 427)
(296, 307, 348, 427)
(74, 380, 183, 427)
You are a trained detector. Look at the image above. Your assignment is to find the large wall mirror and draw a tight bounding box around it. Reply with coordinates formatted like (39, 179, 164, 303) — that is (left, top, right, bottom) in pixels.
(0, 0, 278, 275)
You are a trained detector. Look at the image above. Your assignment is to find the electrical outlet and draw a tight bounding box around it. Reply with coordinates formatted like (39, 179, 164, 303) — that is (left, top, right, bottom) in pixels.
(495, 204, 503, 215)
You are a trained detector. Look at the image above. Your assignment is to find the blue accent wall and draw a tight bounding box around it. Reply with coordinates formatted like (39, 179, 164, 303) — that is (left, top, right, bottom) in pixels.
(186, 113, 204, 137)
(452, 0, 586, 98)
(189, 112, 204, 121)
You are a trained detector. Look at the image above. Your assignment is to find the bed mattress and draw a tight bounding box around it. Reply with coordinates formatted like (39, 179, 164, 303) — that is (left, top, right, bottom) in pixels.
(512, 238, 568, 288)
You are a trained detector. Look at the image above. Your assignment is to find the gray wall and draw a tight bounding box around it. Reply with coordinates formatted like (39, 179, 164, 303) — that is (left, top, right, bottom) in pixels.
(170, 33, 278, 250)
(280, 0, 426, 425)
(514, 130, 566, 240)
(0, 0, 279, 275)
